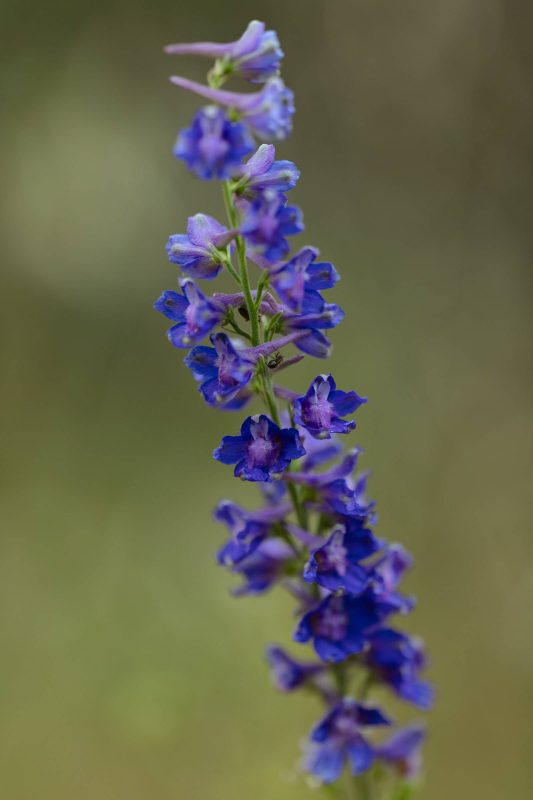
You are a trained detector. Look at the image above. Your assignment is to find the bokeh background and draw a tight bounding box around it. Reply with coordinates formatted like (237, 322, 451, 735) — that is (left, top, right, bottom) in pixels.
(2, 0, 532, 798)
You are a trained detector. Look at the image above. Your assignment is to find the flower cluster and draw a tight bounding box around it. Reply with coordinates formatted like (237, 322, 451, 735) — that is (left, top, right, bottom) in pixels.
(156, 21, 433, 797)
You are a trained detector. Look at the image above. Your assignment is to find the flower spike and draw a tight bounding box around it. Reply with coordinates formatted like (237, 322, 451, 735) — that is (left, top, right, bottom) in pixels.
(154, 19, 432, 797)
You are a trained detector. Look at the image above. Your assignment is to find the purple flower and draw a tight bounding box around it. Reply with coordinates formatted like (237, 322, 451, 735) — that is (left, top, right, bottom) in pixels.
(304, 699, 390, 783)
(303, 524, 380, 595)
(270, 246, 339, 314)
(294, 590, 394, 663)
(185, 331, 307, 408)
(322, 472, 376, 523)
(300, 434, 343, 473)
(370, 545, 414, 614)
(166, 213, 236, 279)
(266, 646, 324, 691)
(259, 477, 287, 505)
(233, 144, 300, 198)
(241, 189, 303, 263)
(376, 724, 425, 779)
(215, 499, 292, 565)
(185, 332, 254, 408)
(169, 76, 295, 141)
(287, 448, 377, 525)
(364, 629, 434, 710)
(154, 278, 222, 348)
(281, 305, 345, 359)
(231, 538, 293, 595)
(174, 106, 254, 180)
(165, 20, 283, 83)
(294, 374, 366, 440)
(283, 305, 345, 333)
(214, 414, 305, 482)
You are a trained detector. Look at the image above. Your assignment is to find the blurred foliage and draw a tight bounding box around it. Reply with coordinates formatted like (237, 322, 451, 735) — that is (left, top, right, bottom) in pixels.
(1, 1, 532, 798)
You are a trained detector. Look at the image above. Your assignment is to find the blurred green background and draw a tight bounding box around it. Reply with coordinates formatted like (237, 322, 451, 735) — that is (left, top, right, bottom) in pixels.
(1, 0, 532, 798)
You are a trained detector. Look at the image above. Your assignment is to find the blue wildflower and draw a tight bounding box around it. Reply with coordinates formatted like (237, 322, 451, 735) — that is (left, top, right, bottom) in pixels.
(376, 724, 425, 779)
(294, 374, 367, 439)
(300, 435, 343, 472)
(364, 629, 434, 710)
(184, 332, 254, 408)
(153, 278, 223, 348)
(214, 414, 305, 482)
(283, 304, 345, 333)
(231, 538, 293, 595)
(286, 446, 362, 488)
(241, 189, 303, 263)
(293, 589, 395, 663)
(215, 499, 292, 565)
(303, 524, 380, 595)
(174, 106, 254, 180)
(270, 246, 339, 314)
(322, 471, 376, 523)
(281, 305, 345, 359)
(166, 213, 236, 280)
(185, 331, 307, 408)
(170, 76, 295, 141)
(259, 477, 287, 505)
(266, 646, 324, 692)
(233, 144, 300, 198)
(370, 545, 415, 614)
(304, 699, 390, 783)
(165, 20, 283, 83)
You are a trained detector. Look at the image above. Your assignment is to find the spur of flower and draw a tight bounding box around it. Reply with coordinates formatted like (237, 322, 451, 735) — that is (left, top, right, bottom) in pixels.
(155, 19, 433, 799)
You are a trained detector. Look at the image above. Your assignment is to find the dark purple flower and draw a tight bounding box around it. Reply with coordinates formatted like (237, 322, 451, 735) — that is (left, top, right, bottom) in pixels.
(169, 76, 295, 140)
(214, 414, 305, 482)
(283, 304, 345, 333)
(304, 699, 390, 783)
(294, 590, 394, 663)
(231, 538, 293, 595)
(287, 446, 361, 487)
(287, 448, 377, 525)
(166, 213, 236, 279)
(323, 472, 376, 523)
(259, 477, 287, 505)
(270, 246, 339, 314)
(165, 20, 283, 83)
(233, 144, 300, 198)
(294, 374, 366, 440)
(153, 278, 222, 347)
(281, 305, 345, 359)
(303, 523, 380, 595)
(241, 189, 303, 263)
(184, 333, 254, 408)
(289, 329, 333, 359)
(215, 499, 292, 565)
(370, 545, 414, 614)
(376, 724, 426, 779)
(364, 629, 434, 710)
(174, 106, 254, 180)
(301, 438, 342, 472)
(266, 646, 324, 691)
(185, 331, 307, 408)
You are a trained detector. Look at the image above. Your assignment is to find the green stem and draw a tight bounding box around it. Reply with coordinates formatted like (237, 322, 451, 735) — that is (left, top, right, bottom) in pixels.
(222, 181, 260, 346)
(221, 252, 241, 285)
(354, 773, 372, 800)
(223, 310, 252, 341)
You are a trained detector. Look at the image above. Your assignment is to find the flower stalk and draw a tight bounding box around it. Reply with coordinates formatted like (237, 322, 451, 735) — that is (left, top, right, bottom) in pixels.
(155, 19, 433, 799)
